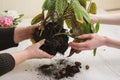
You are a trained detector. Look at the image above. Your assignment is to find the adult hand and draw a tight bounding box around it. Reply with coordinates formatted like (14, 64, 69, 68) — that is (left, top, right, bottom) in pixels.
(89, 14, 98, 23)
(69, 34, 107, 50)
(11, 39, 53, 65)
(14, 24, 39, 43)
(25, 39, 53, 59)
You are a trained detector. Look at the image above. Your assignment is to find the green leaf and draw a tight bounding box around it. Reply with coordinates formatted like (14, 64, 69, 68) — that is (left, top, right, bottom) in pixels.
(87, 2, 97, 14)
(65, 20, 72, 29)
(78, 0, 87, 8)
(90, 23, 95, 33)
(83, 24, 88, 33)
(4, 10, 8, 13)
(71, 0, 91, 23)
(42, 0, 55, 11)
(55, 0, 68, 16)
(42, 0, 50, 10)
(71, 0, 83, 22)
(30, 38, 36, 44)
(95, 21, 100, 33)
(19, 14, 24, 18)
(80, 23, 87, 34)
(31, 13, 44, 25)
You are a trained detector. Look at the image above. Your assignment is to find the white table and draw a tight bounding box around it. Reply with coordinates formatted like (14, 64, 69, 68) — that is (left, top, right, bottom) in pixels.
(0, 10, 120, 80)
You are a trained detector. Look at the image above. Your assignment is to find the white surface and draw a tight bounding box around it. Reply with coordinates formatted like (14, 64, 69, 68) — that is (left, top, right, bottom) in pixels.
(0, 10, 120, 80)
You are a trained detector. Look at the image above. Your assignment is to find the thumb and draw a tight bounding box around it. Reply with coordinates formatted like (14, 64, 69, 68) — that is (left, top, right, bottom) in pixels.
(36, 39, 45, 47)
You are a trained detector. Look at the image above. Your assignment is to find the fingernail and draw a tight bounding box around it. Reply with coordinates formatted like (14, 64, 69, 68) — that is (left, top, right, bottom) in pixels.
(42, 39, 46, 42)
(40, 39, 46, 44)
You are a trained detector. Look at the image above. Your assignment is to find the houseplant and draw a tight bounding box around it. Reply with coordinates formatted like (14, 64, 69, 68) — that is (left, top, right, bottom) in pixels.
(31, 0, 99, 56)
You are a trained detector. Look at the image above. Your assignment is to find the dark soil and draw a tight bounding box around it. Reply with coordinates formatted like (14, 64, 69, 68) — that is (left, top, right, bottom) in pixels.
(37, 59, 90, 79)
(33, 22, 69, 55)
(38, 59, 82, 79)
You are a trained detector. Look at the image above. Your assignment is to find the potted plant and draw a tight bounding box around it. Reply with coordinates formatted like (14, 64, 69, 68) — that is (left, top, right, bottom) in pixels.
(31, 0, 99, 56)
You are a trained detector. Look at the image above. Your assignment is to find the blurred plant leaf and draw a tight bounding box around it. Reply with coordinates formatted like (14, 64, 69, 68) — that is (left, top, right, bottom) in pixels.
(65, 20, 72, 29)
(55, 0, 68, 16)
(19, 14, 24, 18)
(71, 0, 91, 23)
(88, 2, 97, 14)
(78, 0, 87, 8)
(42, 0, 55, 11)
(95, 21, 100, 33)
(31, 13, 44, 25)
(81, 22, 93, 34)
(30, 38, 36, 44)
(90, 21, 100, 33)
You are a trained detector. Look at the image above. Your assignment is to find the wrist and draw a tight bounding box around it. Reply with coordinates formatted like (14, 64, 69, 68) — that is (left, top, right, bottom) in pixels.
(14, 27, 31, 43)
(102, 36, 110, 47)
(10, 50, 31, 65)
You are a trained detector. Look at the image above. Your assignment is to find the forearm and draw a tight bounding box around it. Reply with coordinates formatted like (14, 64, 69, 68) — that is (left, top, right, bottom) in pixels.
(14, 26, 34, 43)
(94, 14, 120, 25)
(11, 50, 30, 65)
(104, 37, 120, 49)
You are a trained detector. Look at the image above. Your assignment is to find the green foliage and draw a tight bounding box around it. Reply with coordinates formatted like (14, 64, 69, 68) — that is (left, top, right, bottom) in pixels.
(71, 0, 91, 23)
(42, 0, 55, 11)
(31, 0, 99, 56)
(13, 14, 24, 27)
(31, 13, 44, 25)
(95, 21, 100, 33)
(55, 0, 68, 16)
(90, 21, 100, 33)
(88, 2, 97, 14)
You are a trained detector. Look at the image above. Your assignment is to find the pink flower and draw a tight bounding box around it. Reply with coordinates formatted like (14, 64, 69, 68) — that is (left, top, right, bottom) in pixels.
(0, 16, 13, 27)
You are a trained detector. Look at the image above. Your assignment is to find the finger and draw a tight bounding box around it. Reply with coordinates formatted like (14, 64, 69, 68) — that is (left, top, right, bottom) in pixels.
(32, 24, 44, 30)
(71, 42, 89, 50)
(69, 44, 88, 50)
(31, 24, 40, 28)
(69, 42, 88, 50)
(36, 39, 45, 47)
(77, 34, 93, 39)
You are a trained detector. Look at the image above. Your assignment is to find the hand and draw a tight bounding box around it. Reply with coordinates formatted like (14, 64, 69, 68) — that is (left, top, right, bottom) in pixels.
(11, 39, 53, 65)
(89, 14, 98, 23)
(24, 39, 53, 59)
(14, 25, 39, 43)
(69, 34, 107, 50)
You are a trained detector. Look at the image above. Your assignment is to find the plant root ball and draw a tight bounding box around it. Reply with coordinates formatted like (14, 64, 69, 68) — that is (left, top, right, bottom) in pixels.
(33, 22, 69, 55)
